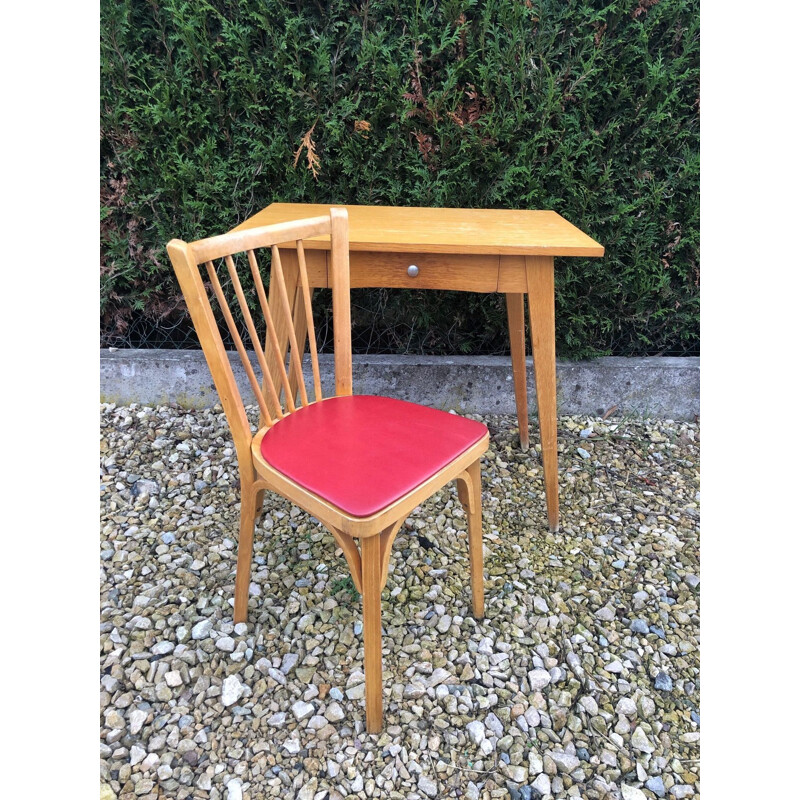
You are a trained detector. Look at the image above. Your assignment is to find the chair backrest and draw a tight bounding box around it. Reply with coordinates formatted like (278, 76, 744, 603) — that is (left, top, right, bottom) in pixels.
(166, 208, 352, 473)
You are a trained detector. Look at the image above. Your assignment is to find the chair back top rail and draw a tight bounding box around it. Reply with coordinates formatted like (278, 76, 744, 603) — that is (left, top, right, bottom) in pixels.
(189, 216, 331, 264)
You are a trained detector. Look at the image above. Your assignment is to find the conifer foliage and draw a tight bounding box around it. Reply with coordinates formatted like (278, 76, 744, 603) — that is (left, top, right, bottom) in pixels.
(101, 0, 699, 357)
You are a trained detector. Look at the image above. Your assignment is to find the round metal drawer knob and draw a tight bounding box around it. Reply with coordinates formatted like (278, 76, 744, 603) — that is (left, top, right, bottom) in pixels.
(407, 264, 419, 277)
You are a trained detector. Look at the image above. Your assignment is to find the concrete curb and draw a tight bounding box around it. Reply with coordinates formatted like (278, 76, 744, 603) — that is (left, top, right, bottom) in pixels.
(100, 349, 699, 420)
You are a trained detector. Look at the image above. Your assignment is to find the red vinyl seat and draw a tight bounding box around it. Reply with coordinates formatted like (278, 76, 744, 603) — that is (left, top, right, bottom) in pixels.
(260, 395, 488, 517)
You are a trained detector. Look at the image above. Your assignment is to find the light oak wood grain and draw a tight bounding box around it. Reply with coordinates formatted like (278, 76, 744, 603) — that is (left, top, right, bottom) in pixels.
(505, 292, 530, 451)
(230, 202, 603, 538)
(167, 209, 488, 733)
(348, 251, 499, 292)
(229, 202, 603, 537)
(262, 247, 299, 414)
(361, 533, 383, 733)
(234, 203, 604, 257)
(330, 207, 353, 396)
(526, 256, 560, 532)
(194, 216, 331, 262)
(456, 461, 484, 618)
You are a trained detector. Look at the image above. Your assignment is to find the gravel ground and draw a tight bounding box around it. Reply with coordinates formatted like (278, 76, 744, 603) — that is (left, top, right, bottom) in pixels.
(100, 403, 700, 800)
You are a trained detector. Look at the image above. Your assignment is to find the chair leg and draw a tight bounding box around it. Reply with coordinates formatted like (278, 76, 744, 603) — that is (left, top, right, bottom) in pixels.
(233, 480, 258, 624)
(458, 461, 484, 619)
(254, 488, 265, 519)
(361, 534, 383, 733)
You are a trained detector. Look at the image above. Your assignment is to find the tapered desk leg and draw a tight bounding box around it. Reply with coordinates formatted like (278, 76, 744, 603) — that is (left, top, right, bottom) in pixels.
(505, 292, 530, 451)
(525, 256, 559, 533)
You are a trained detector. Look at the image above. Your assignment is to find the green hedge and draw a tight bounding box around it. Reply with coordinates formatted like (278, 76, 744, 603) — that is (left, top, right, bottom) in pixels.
(101, 0, 699, 358)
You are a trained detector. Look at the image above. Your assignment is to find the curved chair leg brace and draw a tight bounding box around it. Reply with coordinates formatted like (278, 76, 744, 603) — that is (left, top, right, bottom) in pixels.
(378, 519, 405, 590)
(328, 526, 364, 595)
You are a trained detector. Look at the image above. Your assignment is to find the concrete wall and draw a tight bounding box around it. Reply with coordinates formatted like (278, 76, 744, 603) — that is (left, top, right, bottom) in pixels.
(100, 350, 699, 420)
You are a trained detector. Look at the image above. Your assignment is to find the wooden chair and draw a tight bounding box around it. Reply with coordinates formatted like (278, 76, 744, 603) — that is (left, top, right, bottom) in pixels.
(166, 208, 489, 732)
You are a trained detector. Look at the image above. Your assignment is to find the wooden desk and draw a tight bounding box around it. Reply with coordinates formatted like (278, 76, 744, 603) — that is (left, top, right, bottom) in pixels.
(233, 203, 604, 532)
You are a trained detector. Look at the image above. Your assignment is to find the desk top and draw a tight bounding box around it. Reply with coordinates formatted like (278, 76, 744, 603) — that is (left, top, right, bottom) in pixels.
(233, 203, 604, 257)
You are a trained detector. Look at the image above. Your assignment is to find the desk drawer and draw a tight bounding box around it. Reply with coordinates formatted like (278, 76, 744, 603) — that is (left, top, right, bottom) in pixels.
(348, 251, 499, 292)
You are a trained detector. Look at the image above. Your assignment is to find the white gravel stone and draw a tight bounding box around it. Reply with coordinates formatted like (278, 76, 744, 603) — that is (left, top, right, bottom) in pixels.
(129, 708, 147, 735)
(226, 778, 242, 800)
(297, 613, 315, 632)
(631, 726, 655, 753)
(436, 614, 452, 633)
(191, 619, 213, 639)
(291, 700, 315, 721)
(298, 778, 317, 800)
(596, 605, 616, 621)
(325, 702, 345, 722)
(503, 764, 527, 783)
(533, 596, 549, 613)
(616, 696, 637, 716)
(417, 774, 437, 797)
(164, 670, 183, 687)
(141, 753, 159, 771)
(130, 745, 146, 765)
(621, 785, 648, 800)
(532, 773, 551, 796)
(280, 653, 299, 674)
(525, 707, 541, 728)
(427, 667, 450, 687)
(283, 737, 301, 754)
(221, 675, 245, 707)
(345, 683, 365, 700)
(404, 683, 426, 699)
(466, 720, 486, 746)
(566, 651, 585, 678)
(638, 696, 657, 718)
(528, 669, 552, 690)
(307, 715, 327, 730)
(485, 712, 504, 737)
(267, 667, 287, 686)
(579, 696, 599, 715)
(551, 751, 580, 773)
